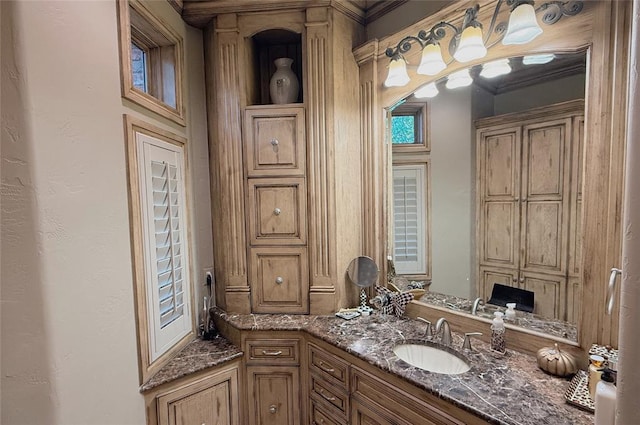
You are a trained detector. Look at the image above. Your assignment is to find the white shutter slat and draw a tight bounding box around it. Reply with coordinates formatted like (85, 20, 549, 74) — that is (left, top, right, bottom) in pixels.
(392, 165, 427, 275)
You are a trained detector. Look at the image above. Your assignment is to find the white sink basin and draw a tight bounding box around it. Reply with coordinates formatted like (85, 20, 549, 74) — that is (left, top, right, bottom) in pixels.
(393, 344, 470, 375)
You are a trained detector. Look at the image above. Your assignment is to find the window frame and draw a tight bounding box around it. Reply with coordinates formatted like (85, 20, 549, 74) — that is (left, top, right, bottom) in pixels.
(124, 115, 195, 384)
(117, 0, 186, 126)
(391, 102, 430, 153)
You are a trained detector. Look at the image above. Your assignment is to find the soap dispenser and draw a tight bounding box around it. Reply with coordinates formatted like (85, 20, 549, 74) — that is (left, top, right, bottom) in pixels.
(505, 303, 517, 320)
(490, 311, 506, 354)
(595, 368, 616, 425)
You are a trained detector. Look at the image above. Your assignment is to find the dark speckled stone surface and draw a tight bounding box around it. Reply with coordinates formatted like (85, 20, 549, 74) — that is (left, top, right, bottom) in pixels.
(140, 337, 242, 392)
(215, 308, 593, 425)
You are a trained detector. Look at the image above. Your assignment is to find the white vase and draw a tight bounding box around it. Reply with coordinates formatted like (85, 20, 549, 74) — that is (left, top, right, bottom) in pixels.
(269, 58, 299, 104)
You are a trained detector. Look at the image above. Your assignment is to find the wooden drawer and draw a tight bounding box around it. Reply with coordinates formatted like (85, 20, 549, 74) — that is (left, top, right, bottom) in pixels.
(309, 374, 349, 420)
(308, 343, 349, 388)
(310, 399, 342, 425)
(245, 338, 300, 365)
(248, 178, 307, 246)
(250, 247, 309, 314)
(245, 106, 305, 177)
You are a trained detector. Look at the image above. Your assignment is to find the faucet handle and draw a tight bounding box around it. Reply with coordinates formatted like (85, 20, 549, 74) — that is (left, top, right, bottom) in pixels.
(463, 332, 483, 350)
(416, 317, 433, 338)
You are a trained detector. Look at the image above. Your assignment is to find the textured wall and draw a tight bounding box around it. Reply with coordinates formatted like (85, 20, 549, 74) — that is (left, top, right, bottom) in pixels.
(0, 1, 211, 423)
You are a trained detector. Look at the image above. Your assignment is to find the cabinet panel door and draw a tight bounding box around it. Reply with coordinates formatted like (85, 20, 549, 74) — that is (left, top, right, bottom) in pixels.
(247, 366, 300, 425)
(519, 272, 566, 320)
(245, 107, 305, 177)
(520, 119, 571, 274)
(250, 247, 309, 313)
(479, 267, 518, 302)
(351, 398, 411, 425)
(310, 400, 342, 425)
(248, 178, 307, 245)
(157, 366, 239, 425)
(478, 127, 521, 268)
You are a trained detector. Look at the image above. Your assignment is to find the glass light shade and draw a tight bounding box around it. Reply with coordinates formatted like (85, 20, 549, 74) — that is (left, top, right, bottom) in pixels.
(384, 57, 411, 87)
(522, 53, 555, 65)
(502, 3, 543, 45)
(417, 43, 447, 76)
(446, 69, 473, 89)
(453, 26, 487, 63)
(480, 59, 512, 78)
(414, 82, 439, 98)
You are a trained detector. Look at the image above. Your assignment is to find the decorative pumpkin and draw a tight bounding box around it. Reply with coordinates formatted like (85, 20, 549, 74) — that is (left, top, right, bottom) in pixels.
(536, 343, 579, 377)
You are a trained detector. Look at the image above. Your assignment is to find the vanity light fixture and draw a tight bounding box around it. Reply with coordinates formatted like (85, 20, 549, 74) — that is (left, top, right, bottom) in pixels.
(417, 43, 447, 76)
(414, 82, 439, 98)
(384, 56, 411, 87)
(522, 53, 555, 64)
(446, 69, 473, 89)
(383, 0, 583, 87)
(480, 58, 512, 78)
(502, 1, 543, 45)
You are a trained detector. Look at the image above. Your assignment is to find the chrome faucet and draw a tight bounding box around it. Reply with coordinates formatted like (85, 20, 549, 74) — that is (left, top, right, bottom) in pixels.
(471, 297, 484, 316)
(435, 318, 452, 346)
(416, 317, 433, 339)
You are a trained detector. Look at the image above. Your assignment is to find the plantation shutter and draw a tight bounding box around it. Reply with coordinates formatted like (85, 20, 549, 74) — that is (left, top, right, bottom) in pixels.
(393, 165, 427, 275)
(137, 133, 191, 361)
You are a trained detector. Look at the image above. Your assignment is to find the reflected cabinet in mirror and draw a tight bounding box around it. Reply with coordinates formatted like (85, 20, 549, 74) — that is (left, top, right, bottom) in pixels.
(389, 52, 585, 342)
(355, 0, 631, 351)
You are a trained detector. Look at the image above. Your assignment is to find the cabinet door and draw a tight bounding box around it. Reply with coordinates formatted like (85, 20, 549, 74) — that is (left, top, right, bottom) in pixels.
(247, 366, 300, 425)
(248, 178, 307, 245)
(351, 398, 410, 425)
(477, 127, 521, 269)
(157, 366, 239, 425)
(310, 400, 342, 425)
(519, 271, 566, 320)
(250, 247, 309, 313)
(520, 119, 571, 275)
(245, 107, 305, 177)
(479, 267, 518, 303)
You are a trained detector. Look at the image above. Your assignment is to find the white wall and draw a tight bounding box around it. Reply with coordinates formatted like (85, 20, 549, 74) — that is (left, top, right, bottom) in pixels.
(493, 74, 585, 115)
(0, 1, 211, 424)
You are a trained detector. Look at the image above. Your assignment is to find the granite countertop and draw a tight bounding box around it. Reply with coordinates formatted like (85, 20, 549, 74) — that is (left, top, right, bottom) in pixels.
(140, 336, 242, 392)
(215, 308, 593, 425)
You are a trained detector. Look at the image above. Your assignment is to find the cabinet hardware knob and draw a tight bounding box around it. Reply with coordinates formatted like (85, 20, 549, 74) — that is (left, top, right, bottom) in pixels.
(269, 405, 277, 414)
(273, 208, 281, 216)
(318, 388, 336, 402)
(515, 197, 520, 201)
(271, 139, 279, 146)
(519, 277, 525, 283)
(317, 361, 335, 373)
(275, 276, 284, 284)
(312, 420, 325, 425)
(522, 198, 528, 202)
(512, 277, 518, 282)
(262, 350, 283, 356)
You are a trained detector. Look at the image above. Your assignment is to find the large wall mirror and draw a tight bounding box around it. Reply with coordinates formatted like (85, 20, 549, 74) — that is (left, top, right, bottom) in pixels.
(356, 0, 631, 352)
(389, 51, 586, 342)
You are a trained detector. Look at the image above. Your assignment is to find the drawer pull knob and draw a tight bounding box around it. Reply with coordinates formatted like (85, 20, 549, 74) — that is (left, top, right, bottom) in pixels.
(318, 388, 336, 402)
(318, 361, 335, 373)
(519, 277, 525, 283)
(262, 350, 283, 356)
(275, 277, 284, 284)
(512, 277, 518, 282)
(273, 208, 281, 216)
(312, 420, 325, 425)
(269, 404, 277, 414)
(271, 139, 279, 147)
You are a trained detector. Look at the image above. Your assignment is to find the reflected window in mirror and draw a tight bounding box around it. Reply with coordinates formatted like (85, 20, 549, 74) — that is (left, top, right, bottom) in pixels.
(391, 102, 429, 153)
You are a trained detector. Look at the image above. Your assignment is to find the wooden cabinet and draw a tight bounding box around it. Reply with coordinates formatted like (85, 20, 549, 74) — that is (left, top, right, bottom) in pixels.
(207, 7, 364, 314)
(244, 333, 302, 425)
(477, 101, 584, 321)
(154, 364, 240, 425)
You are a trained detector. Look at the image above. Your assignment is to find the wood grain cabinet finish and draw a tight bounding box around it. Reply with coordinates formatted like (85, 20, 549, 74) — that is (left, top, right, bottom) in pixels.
(248, 178, 307, 245)
(476, 102, 584, 321)
(247, 366, 300, 425)
(156, 366, 239, 425)
(310, 401, 343, 425)
(246, 337, 300, 365)
(250, 247, 309, 313)
(245, 106, 306, 177)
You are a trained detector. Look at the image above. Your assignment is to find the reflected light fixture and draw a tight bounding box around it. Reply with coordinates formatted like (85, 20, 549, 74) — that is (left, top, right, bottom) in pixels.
(446, 69, 473, 89)
(480, 58, 512, 78)
(414, 82, 439, 98)
(417, 43, 447, 76)
(522, 53, 555, 64)
(383, 1, 583, 88)
(503, 1, 543, 45)
(384, 56, 410, 87)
